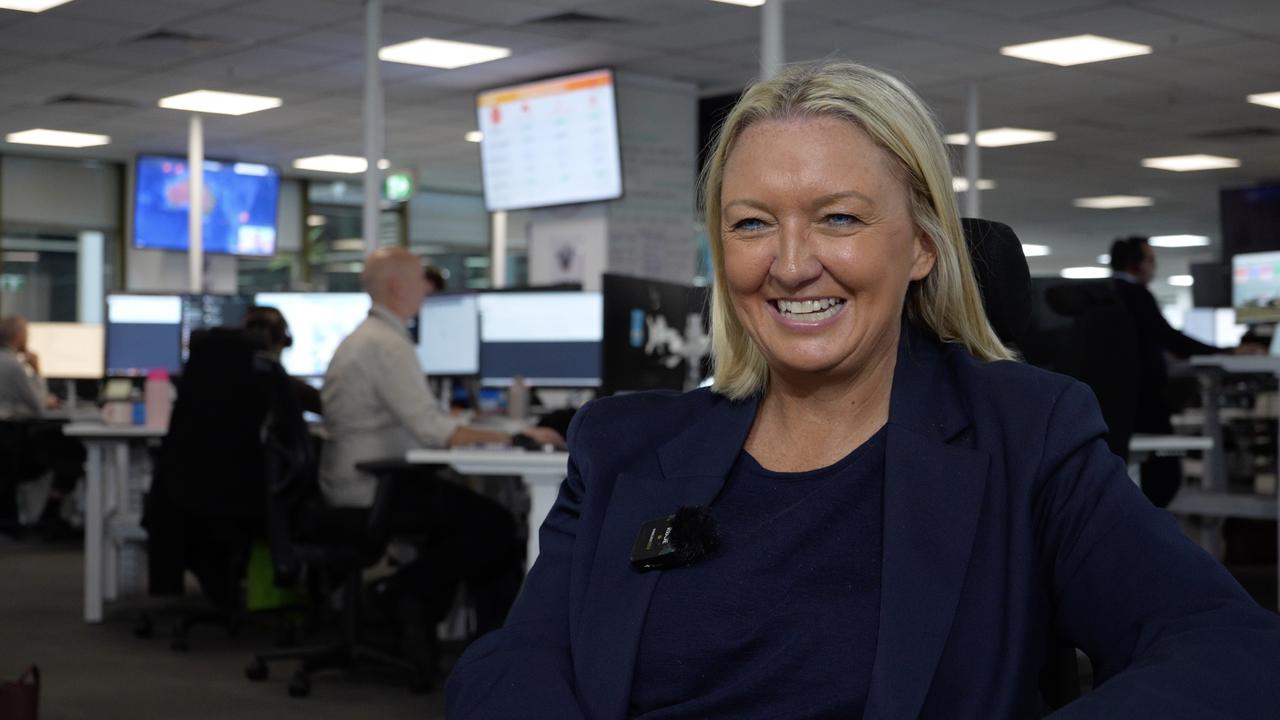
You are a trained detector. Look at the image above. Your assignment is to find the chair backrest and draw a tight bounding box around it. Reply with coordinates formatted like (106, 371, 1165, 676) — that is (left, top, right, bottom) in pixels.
(961, 218, 1032, 347)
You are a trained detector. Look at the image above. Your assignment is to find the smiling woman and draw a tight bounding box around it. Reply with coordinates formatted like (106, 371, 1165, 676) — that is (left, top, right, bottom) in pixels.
(447, 61, 1280, 720)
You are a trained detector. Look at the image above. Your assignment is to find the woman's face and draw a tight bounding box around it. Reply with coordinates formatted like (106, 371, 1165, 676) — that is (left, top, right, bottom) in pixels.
(719, 115, 935, 382)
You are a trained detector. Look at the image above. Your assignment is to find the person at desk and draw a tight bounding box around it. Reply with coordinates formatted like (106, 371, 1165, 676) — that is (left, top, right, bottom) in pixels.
(242, 305, 322, 416)
(448, 61, 1280, 719)
(1108, 237, 1251, 506)
(321, 247, 561, 652)
(0, 315, 49, 419)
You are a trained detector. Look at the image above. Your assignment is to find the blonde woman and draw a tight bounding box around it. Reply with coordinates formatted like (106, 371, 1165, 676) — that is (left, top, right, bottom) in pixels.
(448, 61, 1280, 719)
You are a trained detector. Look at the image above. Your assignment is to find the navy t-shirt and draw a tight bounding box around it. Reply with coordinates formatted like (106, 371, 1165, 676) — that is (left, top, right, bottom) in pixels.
(630, 425, 887, 719)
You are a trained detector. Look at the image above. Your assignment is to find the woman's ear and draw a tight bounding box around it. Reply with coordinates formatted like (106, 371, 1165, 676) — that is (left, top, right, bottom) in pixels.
(910, 228, 937, 281)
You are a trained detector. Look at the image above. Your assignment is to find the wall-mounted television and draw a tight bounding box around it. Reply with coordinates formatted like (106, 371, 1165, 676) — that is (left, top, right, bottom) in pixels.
(1232, 250, 1280, 323)
(476, 68, 623, 212)
(133, 154, 280, 256)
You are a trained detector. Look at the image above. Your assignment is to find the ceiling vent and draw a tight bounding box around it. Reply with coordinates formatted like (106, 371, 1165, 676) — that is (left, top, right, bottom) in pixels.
(123, 28, 232, 56)
(525, 11, 629, 26)
(1191, 126, 1280, 141)
(44, 94, 140, 109)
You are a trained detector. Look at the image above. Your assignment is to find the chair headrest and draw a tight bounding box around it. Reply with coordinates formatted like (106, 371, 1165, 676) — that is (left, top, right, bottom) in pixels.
(961, 218, 1031, 345)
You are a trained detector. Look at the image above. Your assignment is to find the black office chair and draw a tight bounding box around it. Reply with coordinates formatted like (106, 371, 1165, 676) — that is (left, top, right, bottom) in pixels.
(138, 328, 286, 649)
(237, 349, 450, 702)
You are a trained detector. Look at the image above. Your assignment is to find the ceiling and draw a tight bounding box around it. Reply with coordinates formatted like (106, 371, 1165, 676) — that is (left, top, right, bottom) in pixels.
(1, 0, 1279, 282)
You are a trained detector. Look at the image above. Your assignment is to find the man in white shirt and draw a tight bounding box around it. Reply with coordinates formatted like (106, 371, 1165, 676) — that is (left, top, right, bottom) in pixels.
(0, 315, 47, 420)
(320, 247, 561, 651)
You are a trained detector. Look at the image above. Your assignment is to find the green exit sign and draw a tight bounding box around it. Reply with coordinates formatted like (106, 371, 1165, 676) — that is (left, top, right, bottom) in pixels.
(384, 171, 415, 202)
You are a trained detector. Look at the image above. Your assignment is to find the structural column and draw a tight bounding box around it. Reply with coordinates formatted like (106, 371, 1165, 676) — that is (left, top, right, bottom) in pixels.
(363, 0, 385, 254)
(761, 0, 784, 79)
(187, 114, 203, 293)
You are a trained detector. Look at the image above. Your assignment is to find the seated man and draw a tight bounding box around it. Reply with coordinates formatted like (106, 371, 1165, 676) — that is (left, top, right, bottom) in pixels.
(320, 247, 560, 648)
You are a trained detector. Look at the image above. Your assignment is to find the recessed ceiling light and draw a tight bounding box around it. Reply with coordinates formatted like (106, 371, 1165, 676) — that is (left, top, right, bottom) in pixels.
(1246, 91, 1280, 110)
(1073, 195, 1154, 209)
(1168, 275, 1195, 287)
(1060, 266, 1112, 279)
(5, 128, 110, 148)
(710, 0, 766, 6)
(951, 177, 996, 192)
(1000, 34, 1151, 66)
(158, 90, 282, 116)
(377, 159, 391, 170)
(465, 131, 483, 143)
(293, 155, 369, 174)
(944, 128, 1057, 147)
(0, 0, 74, 11)
(306, 215, 327, 227)
(1149, 234, 1210, 248)
(1141, 154, 1240, 172)
(1097, 253, 1111, 264)
(378, 37, 510, 69)
(1021, 244, 1051, 257)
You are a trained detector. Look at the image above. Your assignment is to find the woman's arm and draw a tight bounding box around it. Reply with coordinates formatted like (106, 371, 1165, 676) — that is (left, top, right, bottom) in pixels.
(1034, 382, 1280, 718)
(445, 403, 595, 719)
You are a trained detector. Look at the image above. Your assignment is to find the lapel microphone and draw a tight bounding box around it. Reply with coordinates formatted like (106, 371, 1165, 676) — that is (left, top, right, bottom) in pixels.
(630, 506, 719, 572)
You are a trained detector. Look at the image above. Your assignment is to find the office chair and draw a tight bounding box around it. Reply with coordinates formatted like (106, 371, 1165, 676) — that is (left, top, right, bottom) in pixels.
(243, 454, 431, 697)
(138, 328, 285, 649)
(961, 218, 1088, 711)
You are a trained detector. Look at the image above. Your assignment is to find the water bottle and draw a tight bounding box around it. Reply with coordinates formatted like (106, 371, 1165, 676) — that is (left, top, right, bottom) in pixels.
(507, 375, 529, 421)
(144, 369, 172, 429)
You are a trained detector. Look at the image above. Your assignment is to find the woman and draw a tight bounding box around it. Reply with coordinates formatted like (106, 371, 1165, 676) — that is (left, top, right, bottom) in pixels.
(447, 61, 1280, 718)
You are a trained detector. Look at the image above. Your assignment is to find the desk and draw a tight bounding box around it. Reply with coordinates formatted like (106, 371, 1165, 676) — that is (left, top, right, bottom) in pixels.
(404, 448, 568, 566)
(62, 423, 165, 623)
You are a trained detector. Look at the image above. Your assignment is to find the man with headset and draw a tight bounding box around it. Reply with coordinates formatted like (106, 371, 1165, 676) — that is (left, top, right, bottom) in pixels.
(243, 305, 322, 416)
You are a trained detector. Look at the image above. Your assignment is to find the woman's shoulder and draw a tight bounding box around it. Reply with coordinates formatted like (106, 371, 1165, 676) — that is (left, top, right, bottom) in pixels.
(942, 343, 1093, 418)
(568, 388, 728, 449)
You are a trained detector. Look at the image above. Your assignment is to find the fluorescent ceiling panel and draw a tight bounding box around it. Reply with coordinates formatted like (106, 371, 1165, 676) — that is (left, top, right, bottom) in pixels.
(5, 128, 110, 148)
(1141, 154, 1240, 171)
(292, 155, 390, 173)
(465, 131, 483, 143)
(159, 90, 282, 116)
(1167, 275, 1194, 286)
(1246, 91, 1280, 110)
(1060, 267, 1111, 279)
(951, 177, 996, 192)
(1073, 195, 1154, 209)
(944, 128, 1056, 147)
(1021, 244, 1050, 257)
(0, 0, 74, 10)
(1000, 34, 1151, 66)
(1149, 235, 1210, 248)
(710, 0, 766, 6)
(379, 37, 510, 69)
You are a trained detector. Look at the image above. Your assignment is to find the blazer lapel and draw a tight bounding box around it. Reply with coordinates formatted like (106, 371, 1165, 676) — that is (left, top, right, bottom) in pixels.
(864, 329, 990, 720)
(574, 393, 759, 720)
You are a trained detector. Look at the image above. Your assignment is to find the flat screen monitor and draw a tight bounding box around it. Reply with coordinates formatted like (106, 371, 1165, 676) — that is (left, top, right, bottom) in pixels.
(601, 274, 709, 394)
(1182, 308, 1246, 348)
(1232, 251, 1280, 323)
(25, 323, 105, 379)
(478, 291, 602, 386)
(133, 154, 280, 256)
(418, 293, 480, 376)
(181, 294, 251, 361)
(253, 293, 371, 377)
(476, 68, 623, 211)
(105, 294, 183, 376)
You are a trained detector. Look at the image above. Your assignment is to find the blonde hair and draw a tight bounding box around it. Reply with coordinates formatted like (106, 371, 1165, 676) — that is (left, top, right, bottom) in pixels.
(703, 60, 1013, 400)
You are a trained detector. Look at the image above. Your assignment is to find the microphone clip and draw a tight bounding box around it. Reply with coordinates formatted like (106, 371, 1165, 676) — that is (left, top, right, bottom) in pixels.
(630, 506, 719, 572)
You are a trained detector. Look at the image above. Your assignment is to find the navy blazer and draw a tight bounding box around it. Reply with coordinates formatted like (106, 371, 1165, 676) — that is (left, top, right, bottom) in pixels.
(448, 328, 1280, 719)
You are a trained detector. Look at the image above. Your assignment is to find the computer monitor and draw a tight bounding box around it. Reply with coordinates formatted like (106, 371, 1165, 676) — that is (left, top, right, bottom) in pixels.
(105, 293, 183, 376)
(25, 323, 105, 379)
(180, 294, 251, 361)
(253, 293, 371, 377)
(477, 291, 602, 386)
(133, 155, 280, 256)
(1182, 308, 1246, 348)
(601, 274, 709, 394)
(418, 293, 480, 376)
(1231, 251, 1280, 323)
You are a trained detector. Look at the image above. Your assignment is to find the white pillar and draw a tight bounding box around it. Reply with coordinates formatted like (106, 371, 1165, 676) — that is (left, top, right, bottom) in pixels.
(77, 230, 104, 324)
(363, 0, 385, 254)
(761, 0, 784, 79)
(187, 113, 204, 293)
(490, 210, 508, 289)
(964, 84, 981, 219)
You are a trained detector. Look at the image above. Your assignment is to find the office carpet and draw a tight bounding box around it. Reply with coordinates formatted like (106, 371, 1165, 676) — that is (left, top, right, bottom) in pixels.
(0, 537, 446, 720)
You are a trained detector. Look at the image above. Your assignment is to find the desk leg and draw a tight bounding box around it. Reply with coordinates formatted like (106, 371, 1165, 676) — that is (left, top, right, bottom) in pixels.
(103, 443, 129, 602)
(83, 442, 104, 623)
(522, 476, 562, 569)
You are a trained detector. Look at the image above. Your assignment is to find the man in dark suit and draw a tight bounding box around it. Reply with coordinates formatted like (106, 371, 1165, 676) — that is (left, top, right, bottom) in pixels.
(1109, 236, 1228, 506)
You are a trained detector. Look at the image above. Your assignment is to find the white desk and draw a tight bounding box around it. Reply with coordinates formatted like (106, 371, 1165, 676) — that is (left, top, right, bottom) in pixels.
(404, 448, 568, 566)
(62, 423, 165, 623)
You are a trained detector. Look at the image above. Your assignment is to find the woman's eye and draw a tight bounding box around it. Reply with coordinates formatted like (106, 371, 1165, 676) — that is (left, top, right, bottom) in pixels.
(731, 218, 765, 232)
(826, 213, 860, 226)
